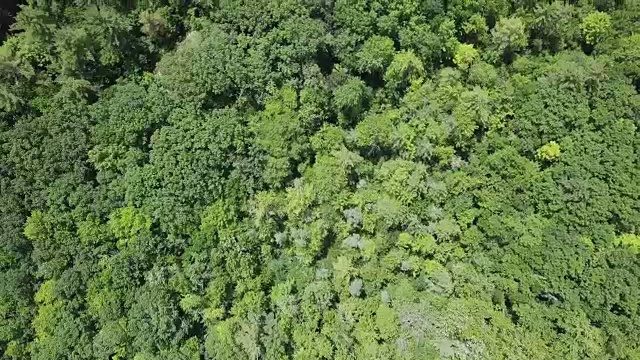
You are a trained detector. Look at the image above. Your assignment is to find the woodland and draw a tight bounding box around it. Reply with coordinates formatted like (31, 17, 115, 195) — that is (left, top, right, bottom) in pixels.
(1, 0, 640, 359)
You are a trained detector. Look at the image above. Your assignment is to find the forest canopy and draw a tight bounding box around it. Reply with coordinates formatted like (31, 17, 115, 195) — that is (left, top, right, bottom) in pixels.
(1, 0, 640, 359)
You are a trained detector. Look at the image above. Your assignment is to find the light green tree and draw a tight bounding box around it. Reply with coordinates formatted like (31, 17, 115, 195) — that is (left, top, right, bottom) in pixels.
(536, 141, 561, 162)
(580, 11, 611, 45)
(492, 17, 528, 57)
(453, 43, 479, 70)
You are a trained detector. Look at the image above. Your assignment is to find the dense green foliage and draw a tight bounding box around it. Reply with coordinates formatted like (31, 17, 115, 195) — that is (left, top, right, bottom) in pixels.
(1, 0, 640, 359)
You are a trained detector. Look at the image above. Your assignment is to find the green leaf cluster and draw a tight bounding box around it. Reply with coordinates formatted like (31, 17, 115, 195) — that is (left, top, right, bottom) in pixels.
(1, 1, 640, 359)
